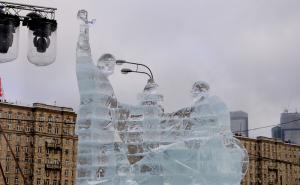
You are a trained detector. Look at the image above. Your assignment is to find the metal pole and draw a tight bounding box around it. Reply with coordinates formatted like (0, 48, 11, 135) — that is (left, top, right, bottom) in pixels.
(0, 124, 28, 185)
(0, 161, 8, 185)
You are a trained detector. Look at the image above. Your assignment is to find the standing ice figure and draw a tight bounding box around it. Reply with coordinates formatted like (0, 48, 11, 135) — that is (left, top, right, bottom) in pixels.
(134, 79, 164, 185)
(76, 9, 118, 185)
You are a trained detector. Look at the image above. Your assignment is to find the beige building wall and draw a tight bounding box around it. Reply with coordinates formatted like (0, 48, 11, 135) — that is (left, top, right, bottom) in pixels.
(238, 136, 300, 185)
(0, 102, 78, 185)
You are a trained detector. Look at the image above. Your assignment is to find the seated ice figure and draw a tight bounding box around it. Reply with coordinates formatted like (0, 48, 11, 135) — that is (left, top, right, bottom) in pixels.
(135, 81, 248, 185)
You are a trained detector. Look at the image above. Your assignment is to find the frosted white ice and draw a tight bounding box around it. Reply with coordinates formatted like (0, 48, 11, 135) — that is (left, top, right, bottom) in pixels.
(76, 9, 248, 185)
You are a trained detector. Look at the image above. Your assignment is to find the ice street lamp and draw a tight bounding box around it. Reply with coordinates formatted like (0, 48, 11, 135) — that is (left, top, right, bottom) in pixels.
(0, 1, 57, 66)
(116, 60, 154, 80)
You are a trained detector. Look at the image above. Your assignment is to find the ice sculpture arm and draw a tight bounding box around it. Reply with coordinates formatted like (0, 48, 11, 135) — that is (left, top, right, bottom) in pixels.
(77, 10, 91, 58)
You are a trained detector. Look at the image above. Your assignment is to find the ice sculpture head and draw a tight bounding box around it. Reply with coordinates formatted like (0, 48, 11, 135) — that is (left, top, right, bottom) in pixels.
(77, 9, 88, 23)
(97, 53, 116, 76)
(191, 81, 210, 102)
(143, 79, 158, 94)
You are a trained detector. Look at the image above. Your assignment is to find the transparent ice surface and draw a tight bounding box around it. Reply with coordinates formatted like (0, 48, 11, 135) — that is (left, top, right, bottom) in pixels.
(76, 10, 248, 185)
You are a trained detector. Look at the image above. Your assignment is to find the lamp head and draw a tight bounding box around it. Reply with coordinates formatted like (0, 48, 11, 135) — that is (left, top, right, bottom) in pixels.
(116, 60, 126, 65)
(121, 68, 133, 74)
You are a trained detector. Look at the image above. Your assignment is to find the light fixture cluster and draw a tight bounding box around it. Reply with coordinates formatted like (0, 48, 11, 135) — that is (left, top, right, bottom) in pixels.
(0, 1, 57, 66)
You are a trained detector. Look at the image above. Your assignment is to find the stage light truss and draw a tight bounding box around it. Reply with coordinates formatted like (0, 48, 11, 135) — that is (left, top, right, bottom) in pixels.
(0, 1, 56, 20)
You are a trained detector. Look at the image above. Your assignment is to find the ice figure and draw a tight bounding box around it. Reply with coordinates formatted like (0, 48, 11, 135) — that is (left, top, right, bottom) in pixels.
(134, 81, 248, 185)
(75, 9, 248, 185)
(76, 9, 119, 185)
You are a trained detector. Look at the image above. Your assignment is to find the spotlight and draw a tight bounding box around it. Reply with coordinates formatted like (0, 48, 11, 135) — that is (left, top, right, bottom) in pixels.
(0, 12, 20, 63)
(0, 1, 57, 65)
(23, 12, 57, 66)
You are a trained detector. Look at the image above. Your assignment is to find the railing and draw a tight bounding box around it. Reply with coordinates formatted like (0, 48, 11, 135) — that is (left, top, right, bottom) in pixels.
(45, 163, 61, 170)
(45, 142, 61, 150)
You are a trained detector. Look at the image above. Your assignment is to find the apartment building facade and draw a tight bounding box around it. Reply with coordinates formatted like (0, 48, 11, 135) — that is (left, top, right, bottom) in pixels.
(238, 136, 300, 185)
(0, 102, 78, 185)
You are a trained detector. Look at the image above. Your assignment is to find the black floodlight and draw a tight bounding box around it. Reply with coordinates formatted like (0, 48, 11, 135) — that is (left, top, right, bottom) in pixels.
(0, 1, 57, 65)
(23, 12, 57, 66)
(0, 12, 20, 62)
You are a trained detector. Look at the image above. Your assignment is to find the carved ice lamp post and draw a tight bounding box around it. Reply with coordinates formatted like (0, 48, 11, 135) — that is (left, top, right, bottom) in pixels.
(117, 60, 154, 82)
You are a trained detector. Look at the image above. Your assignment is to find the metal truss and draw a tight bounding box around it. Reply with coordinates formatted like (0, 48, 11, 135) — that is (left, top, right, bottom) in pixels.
(0, 1, 56, 20)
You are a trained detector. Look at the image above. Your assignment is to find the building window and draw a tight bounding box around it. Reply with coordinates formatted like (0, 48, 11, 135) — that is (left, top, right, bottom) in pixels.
(24, 146, 29, 153)
(5, 177, 9, 184)
(39, 116, 45, 122)
(45, 179, 50, 185)
(48, 116, 53, 123)
(7, 134, 12, 140)
(37, 178, 41, 185)
(8, 112, 12, 119)
(65, 160, 70, 167)
(54, 159, 59, 165)
(46, 170, 50, 177)
(64, 180, 68, 185)
(15, 177, 18, 184)
(46, 148, 50, 155)
(38, 146, 42, 153)
(53, 180, 58, 185)
(5, 165, 9, 172)
(39, 125, 43, 132)
(16, 124, 21, 131)
(48, 127, 52, 134)
(65, 169, 69, 177)
(54, 127, 59, 134)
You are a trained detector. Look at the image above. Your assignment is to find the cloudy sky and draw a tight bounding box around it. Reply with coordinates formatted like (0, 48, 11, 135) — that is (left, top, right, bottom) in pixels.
(0, 0, 300, 137)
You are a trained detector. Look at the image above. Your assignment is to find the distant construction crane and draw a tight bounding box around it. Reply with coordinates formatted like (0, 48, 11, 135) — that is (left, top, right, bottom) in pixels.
(0, 77, 4, 101)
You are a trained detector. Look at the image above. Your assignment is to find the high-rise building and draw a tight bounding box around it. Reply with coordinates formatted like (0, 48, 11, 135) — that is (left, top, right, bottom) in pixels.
(271, 111, 300, 145)
(0, 102, 78, 185)
(230, 111, 249, 137)
(237, 136, 300, 185)
(271, 126, 282, 140)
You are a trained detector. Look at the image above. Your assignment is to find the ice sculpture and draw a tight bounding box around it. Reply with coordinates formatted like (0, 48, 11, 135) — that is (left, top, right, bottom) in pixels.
(133, 81, 248, 185)
(76, 9, 119, 185)
(76, 9, 248, 185)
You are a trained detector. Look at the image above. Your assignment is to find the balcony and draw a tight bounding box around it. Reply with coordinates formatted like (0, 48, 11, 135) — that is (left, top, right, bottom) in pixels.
(45, 142, 62, 150)
(45, 163, 61, 170)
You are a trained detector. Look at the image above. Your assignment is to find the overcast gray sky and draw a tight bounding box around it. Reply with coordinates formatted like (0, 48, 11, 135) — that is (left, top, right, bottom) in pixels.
(1, 0, 300, 138)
